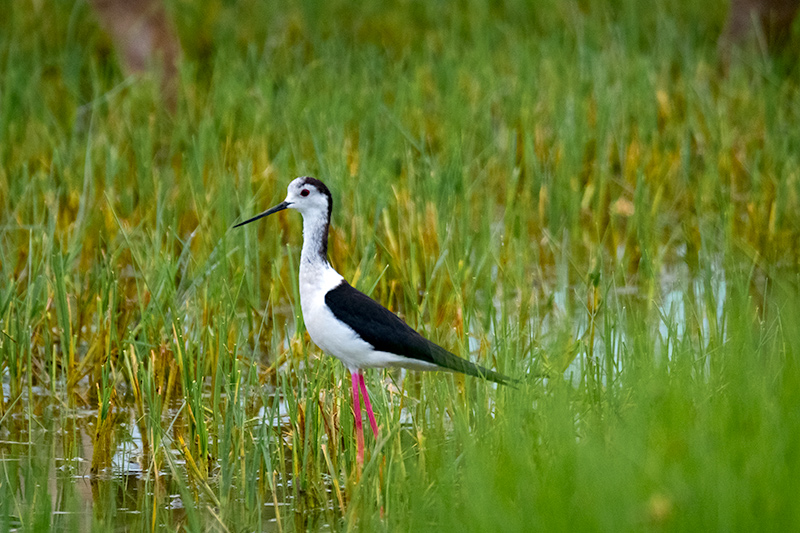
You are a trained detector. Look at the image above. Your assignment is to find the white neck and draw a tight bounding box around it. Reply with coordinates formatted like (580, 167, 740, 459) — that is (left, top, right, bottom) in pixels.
(299, 207, 331, 270)
(298, 207, 343, 310)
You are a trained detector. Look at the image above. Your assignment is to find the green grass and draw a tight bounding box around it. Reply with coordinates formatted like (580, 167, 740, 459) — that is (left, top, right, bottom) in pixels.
(2, 0, 800, 530)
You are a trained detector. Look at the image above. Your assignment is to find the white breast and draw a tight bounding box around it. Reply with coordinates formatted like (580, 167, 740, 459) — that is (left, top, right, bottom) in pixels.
(297, 261, 368, 370)
(298, 261, 433, 372)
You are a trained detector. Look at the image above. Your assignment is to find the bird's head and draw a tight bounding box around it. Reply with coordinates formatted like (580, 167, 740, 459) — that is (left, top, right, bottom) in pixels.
(234, 176, 332, 227)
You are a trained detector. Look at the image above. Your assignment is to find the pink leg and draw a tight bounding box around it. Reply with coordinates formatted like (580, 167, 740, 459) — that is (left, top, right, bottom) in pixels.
(351, 372, 364, 465)
(358, 370, 379, 437)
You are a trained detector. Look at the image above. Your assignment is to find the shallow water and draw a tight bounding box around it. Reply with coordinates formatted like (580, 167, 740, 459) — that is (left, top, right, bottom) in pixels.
(0, 254, 741, 531)
(0, 384, 299, 531)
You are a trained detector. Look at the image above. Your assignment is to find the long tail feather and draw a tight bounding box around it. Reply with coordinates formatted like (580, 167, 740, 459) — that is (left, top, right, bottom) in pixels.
(427, 343, 516, 385)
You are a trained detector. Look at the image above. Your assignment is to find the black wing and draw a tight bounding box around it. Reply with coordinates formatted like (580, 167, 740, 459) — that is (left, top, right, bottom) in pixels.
(324, 281, 513, 385)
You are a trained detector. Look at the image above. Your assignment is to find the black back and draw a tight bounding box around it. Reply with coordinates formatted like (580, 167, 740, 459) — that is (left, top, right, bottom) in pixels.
(324, 281, 513, 385)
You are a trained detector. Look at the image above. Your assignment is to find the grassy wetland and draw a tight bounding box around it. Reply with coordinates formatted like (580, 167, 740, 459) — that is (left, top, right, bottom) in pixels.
(2, 0, 800, 530)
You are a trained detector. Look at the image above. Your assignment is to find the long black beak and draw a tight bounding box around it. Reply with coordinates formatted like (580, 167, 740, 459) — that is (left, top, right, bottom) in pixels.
(233, 201, 291, 228)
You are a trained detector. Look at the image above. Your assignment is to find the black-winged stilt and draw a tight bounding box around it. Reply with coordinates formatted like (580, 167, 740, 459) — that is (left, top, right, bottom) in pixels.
(235, 177, 512, 464)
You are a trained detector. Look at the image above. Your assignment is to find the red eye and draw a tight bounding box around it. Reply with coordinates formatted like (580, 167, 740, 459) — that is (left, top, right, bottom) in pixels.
(300, 189, 310, 197)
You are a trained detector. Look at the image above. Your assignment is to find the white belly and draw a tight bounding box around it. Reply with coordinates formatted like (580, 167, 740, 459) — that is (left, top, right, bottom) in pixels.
(298, 262, 437, 372)
(298, 262, 368, 370)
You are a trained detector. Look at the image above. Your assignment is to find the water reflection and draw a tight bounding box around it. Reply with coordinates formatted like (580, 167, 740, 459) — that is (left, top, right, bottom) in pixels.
(0, 388, 298, 531)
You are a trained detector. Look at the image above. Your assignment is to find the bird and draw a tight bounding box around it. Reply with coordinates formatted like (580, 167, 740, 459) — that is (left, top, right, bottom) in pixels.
(235, 176, 513, 465)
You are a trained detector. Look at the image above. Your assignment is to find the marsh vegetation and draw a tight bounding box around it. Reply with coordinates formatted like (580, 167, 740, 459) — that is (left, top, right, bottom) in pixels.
(2, 0, 800, 530)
